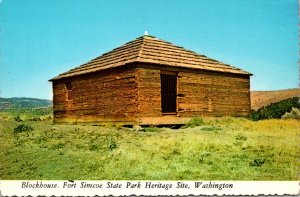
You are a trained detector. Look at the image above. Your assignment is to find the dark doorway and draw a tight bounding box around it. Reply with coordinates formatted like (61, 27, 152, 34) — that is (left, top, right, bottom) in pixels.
(161, 74, 177, 113)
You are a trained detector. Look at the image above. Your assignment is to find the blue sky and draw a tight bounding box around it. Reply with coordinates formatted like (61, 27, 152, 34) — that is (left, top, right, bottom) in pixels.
(0, 0, 298, 99)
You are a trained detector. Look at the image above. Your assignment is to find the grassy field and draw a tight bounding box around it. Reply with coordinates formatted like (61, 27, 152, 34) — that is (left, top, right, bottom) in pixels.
(0, 116, 299, 180)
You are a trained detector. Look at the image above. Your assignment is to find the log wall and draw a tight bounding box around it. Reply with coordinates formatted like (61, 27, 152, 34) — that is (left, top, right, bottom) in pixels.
(136, 68, 162, 118)
(178, 70, 250, 117)
(137, 64, 251, 120)
(52, 63, 250, 124)
(52, 65, 138, 123)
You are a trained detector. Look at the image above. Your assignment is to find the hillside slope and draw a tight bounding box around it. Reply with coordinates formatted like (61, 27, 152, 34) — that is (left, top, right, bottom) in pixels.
(0, 97, 52, 111)
(251, 88, 300, 110)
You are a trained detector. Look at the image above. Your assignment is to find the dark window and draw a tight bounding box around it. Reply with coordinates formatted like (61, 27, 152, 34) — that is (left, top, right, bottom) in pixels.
(65, 82, 72, 90)
(161, 74, 177, 113)
(65, 82, 73, 101)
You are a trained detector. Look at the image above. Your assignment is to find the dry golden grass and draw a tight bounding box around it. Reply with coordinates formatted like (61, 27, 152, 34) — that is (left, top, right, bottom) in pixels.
(0, 117, 299, 180)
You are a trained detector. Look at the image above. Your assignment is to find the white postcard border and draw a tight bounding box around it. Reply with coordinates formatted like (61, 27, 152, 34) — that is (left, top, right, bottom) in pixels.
(0, 180, 299, 196)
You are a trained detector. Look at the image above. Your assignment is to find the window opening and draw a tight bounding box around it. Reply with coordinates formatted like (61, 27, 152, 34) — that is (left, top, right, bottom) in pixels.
(65, 82, 73, 101)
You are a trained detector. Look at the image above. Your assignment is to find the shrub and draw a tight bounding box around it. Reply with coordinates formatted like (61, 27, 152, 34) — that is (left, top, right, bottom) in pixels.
(234, 134, 247, 146)
(13, 123, 33, 135)
(198, 152, 212, 164)
(249, 97, 300, 121)
(14, 115, 23, 122)
(281, 107, 300, 119)
(108, 139, 118, 150)
(42, 115, 53, 121)
(89, 143, 100, 151)
(88, 137, 105, 151)
(171, 148, 181, 155)
(107, 135, 118, 151)
(88, 135, 118, 152)
(249, 158, 265, 167)
(183, 117, 205, 128)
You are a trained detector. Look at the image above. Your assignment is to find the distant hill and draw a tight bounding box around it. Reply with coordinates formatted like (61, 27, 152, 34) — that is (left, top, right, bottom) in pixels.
(251, 88, 300, 110)
(0, 97, 52, 111)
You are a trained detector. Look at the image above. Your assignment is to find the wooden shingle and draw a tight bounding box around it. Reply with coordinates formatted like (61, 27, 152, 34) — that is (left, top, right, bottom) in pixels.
(50, 35, 251, 81)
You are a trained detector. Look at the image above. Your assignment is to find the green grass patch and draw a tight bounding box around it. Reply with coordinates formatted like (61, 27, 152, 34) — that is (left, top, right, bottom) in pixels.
(182, 117, 205, 128)
(0, 107, 53, 122)
(142, 126, 162, 133)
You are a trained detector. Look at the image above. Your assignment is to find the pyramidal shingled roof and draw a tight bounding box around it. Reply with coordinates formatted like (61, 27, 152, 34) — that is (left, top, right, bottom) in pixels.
(50, 35, 251, 81)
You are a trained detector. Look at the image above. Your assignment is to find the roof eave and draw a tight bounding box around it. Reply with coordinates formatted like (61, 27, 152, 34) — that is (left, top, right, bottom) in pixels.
(49, 62, 253, 82)
(49, 76, 61, 82)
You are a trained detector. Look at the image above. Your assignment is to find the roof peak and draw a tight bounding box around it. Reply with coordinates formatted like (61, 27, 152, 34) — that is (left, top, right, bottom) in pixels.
(139, 34, 156, 39)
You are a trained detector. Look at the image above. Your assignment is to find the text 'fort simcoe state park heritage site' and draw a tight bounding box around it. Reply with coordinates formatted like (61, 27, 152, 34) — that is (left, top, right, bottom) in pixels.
(49, 34, 252, 125)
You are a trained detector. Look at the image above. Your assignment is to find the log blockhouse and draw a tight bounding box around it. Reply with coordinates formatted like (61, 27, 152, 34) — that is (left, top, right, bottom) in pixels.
(49, 35, 252, 125)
